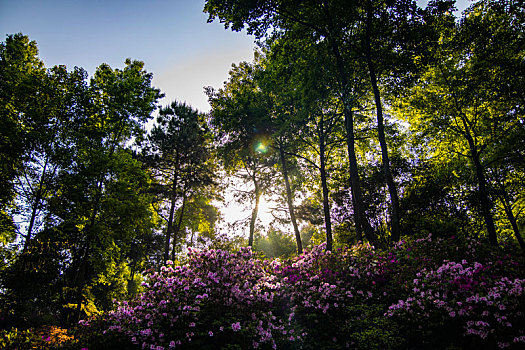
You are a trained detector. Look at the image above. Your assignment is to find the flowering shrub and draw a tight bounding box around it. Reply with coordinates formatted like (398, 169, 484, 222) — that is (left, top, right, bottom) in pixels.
(386, 259, 525, 348)
(274, 242, 403, 349)
(90, 247, 297, 350)
(0, 326, 77, 349)
(77, 234, 524, 350)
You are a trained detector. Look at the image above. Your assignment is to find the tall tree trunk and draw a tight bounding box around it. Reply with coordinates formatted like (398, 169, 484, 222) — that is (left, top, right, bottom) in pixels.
(472, 150, 498, 245)
(316, 116, 334, 251)
(248, 179, 261, 247)
(24, 186, 43, 252)
(171, 192, 187, 261)
(74, 130, 127, 322)
(164, 153, 180, 262)
(278, 143, 303, 254)
(344, 112, 363, 242)
(319, 136, 333, 251)
(23, 156, 52, 252)
(461, 119, 498, 246)
(498, 190, 525, 251)
(438, 60, 498, 246)
(74, 245, 90, 323)
(74, 176, 103, 322)
(365, 2, 401, 243)
(326, 33, 378, 246)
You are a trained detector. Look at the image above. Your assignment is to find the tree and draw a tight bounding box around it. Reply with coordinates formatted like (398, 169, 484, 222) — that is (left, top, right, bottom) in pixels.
(266, 41, 342, 250)
(0, 33, 46, 252)
(143, 101, 217, 262)
(0, 44, 164, 326)
(207, 61, 277, 248)
(204, 0, 382, 247)
(395, 0, 525, 246)
(15, 65, 89, 252)
(58, 58, 162, 322)
(460, 0, 525, 249)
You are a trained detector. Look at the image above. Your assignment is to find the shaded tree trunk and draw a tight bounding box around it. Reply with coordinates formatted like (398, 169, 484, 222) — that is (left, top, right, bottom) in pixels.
(74, 176, 103, 323)
(171, 192, 187, 261)
(365, 2, 401, 243)
(461, 119, 498, 246)
(24, 181, 44, 253)
(164, 153, 180, 262)
(248, 178, 261, 247)
(278, 143, 302, 254)
(344, 112, 363, 242)
(23, 157, 57, 252)
(437, 60, 498, 246)
(498, 189, 525, 251)
(317, 118, 333, 251)
(326, 34, 378, 247)
(472, 150, 498, 245)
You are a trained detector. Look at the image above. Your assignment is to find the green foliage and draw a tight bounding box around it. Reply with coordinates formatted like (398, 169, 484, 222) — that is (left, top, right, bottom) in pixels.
(1, 1, 525, 344)
(0, 328, 42, 349)
(0, 33, 45, 207)
(0, 33, 163, 327)
(0, 326, 78, 350)
(343, 304, 404, 350)
(207, 61, 279, 247)
(393, 0, 525, 247)
(254, 227, 296, 258)
(143, 100, 218, 261)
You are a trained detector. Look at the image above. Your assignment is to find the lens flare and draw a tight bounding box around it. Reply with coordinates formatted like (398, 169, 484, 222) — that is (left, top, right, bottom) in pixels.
(255, 142, 268, 154)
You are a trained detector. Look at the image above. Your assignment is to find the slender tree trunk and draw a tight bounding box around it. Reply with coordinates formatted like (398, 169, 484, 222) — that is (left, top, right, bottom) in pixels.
(74, 130, 128, 322)
(365, 2, 401, 243)
(327, 34, 378, 246)
(278, 143, 303, 254)
(461, 120, 498, 246)
(248, 180, 261, 247)
(499, 191, 525, 251)
(24, 187, 42, 252)
(74, 178, 102, 322)
(319, 135, 333, 251)
(73, 240, 91, 320)
(344, 112, 363, 242)
(171, 192, 187, 261)
(437, 59, 498, 246)
(23, 157, 51, 252)
(472, 151, 498, 245)
(164, 153, 180, 262)
(316, 116, 333, 251)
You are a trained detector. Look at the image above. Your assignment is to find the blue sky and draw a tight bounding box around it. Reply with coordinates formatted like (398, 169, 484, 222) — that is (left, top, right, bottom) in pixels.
(0, 0, 256, 112)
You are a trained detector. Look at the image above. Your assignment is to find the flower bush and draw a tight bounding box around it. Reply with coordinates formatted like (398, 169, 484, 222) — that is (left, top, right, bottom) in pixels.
(85, 247, 297, 350)
(0, 326, 77, 349)
(76, 234, 524, 350)
(274, 242, 404, 349)
(386, 259, 525, 348)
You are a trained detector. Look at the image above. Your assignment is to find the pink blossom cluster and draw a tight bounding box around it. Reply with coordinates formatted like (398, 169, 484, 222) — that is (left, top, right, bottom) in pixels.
(273, 242, 396, 347)
(101, 247, 297, 349)
(386, 258, 525, 348)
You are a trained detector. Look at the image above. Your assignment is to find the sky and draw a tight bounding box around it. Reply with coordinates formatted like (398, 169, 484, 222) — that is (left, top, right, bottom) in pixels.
(0, 0, 256, 113)
(1, 0, 474, 233)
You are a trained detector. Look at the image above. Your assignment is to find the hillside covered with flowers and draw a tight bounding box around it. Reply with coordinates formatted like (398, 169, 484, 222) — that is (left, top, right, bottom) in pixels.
(4, 235, 521, 349)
